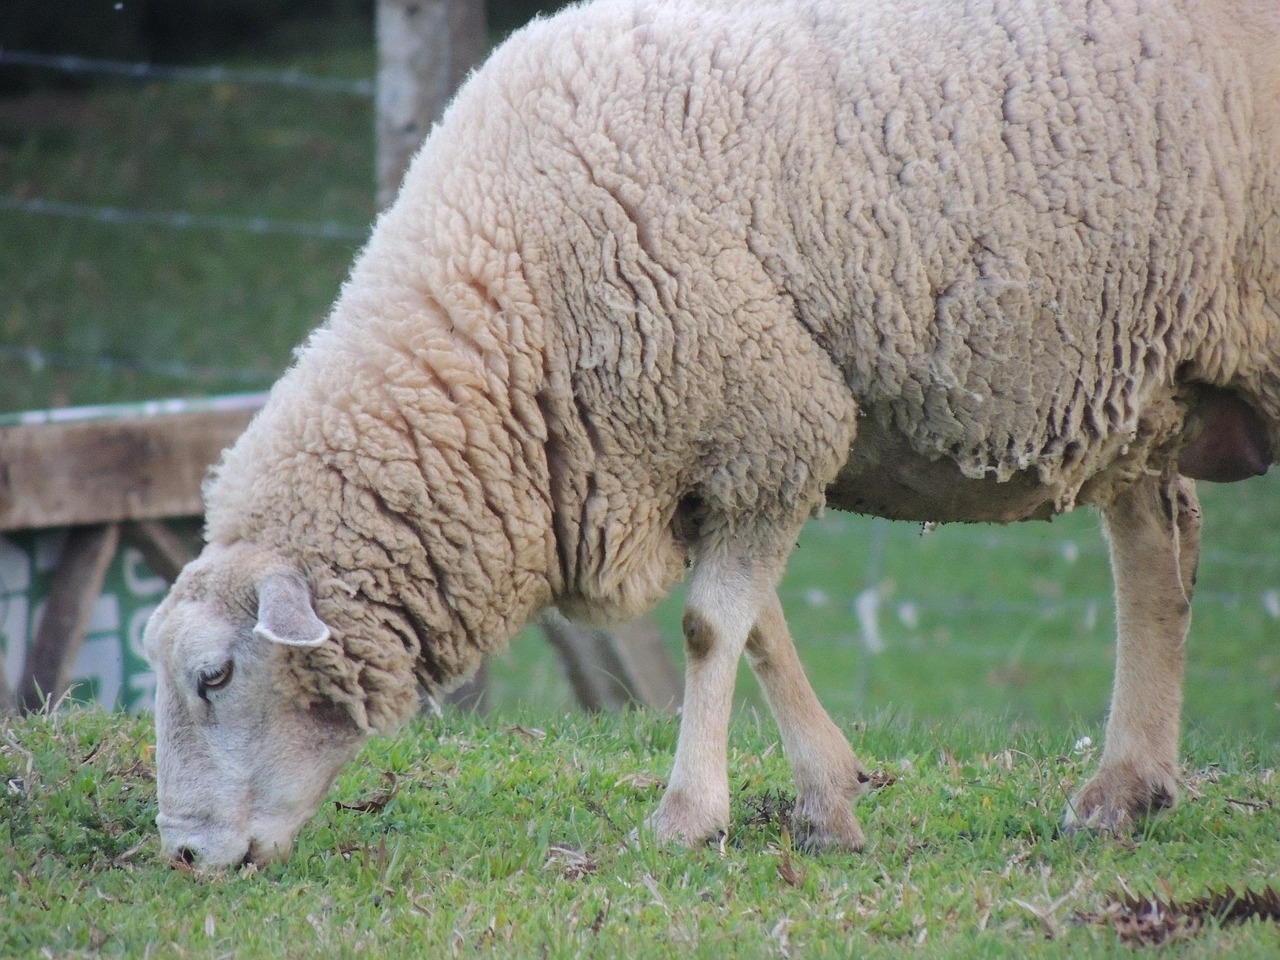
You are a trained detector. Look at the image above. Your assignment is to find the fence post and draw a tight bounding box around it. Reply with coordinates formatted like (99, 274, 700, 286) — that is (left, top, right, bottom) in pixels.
(0, 654, 12, 715)
(375, 0, 487, 209)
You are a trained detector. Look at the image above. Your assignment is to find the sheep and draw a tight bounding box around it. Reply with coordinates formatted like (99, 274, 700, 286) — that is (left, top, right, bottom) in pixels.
(143, 0, 1280, 868)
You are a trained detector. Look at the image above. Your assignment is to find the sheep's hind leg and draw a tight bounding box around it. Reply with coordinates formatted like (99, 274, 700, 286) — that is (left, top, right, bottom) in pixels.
(746, 590, 869, 851)
(1065, 472, 1200, 833)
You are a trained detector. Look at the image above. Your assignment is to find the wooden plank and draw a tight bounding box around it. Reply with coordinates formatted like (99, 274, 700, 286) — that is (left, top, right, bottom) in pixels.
(0, 407, 257, 531)
(19, 523, 120, 712)
(378, 0, 497, 714)
(443, 662, 489, 713)
(120, 519, 198, 583)
(540, 609, 633, 712)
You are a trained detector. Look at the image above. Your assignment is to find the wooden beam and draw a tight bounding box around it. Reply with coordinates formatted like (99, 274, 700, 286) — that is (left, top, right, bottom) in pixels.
(0, 407, 257, 531)
(120, 519, 198, 583)
(375, 0, 492, 711)
(19, 523, 120, 713)
(603, 616, 682, 713)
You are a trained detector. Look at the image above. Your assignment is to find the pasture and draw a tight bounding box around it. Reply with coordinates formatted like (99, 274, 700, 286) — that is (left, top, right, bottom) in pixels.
(2, 11, 1277, 957)
(4, 706, 1278, 957)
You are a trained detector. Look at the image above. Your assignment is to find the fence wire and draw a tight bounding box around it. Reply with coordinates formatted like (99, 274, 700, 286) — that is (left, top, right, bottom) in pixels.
(0, 195, 369, 243)
(0, 344, 278, 387)
(0, 49, 374, 97)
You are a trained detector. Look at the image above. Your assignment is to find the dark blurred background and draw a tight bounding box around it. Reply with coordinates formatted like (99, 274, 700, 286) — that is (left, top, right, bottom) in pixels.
(0, 0, 567, 91)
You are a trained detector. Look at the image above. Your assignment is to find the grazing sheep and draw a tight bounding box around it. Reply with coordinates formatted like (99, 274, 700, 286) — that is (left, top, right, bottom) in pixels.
(143, 0, 1280, 867)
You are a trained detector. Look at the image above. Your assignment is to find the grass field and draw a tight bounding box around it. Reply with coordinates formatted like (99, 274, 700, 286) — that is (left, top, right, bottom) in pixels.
(2, 15, 1279, 957)
(485, 482, 1280, 743)
(4, 707, 1278, 958)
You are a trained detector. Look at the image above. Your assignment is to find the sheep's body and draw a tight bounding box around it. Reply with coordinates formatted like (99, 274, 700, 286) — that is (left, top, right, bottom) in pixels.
(147, 0, 1280, 866)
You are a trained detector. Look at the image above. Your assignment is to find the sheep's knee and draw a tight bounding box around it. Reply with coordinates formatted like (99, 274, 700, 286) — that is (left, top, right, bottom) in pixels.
(651, 567, 762, 848)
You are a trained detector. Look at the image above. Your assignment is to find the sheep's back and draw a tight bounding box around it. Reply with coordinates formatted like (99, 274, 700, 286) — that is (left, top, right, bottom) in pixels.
(475, 0, 1273, 496)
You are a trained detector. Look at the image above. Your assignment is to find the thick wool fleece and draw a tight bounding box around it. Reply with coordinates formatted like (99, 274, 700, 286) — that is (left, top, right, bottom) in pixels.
(202, 0, 1280, 730)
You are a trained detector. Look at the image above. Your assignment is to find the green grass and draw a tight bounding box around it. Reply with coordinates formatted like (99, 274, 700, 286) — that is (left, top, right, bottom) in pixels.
(3, 707, 1278, 958)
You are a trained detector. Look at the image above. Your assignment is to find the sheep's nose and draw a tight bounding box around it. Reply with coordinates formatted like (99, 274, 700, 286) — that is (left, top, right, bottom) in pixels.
(172, 846, 197, 867)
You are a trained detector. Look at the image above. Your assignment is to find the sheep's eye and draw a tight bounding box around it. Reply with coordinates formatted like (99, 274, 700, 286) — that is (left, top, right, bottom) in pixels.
(197, 661, 234, 700)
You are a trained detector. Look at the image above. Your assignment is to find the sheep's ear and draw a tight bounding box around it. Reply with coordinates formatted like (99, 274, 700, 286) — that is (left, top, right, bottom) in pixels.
(254, 572, 330, 647)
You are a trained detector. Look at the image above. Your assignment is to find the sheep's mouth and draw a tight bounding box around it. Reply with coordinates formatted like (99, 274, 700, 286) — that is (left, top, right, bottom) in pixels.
(240, 834, 294, 868)
(167, 843, 257, 872)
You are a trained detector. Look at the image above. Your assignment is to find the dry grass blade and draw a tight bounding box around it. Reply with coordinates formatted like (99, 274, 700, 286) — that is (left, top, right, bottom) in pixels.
(776, 835, 807, 888)
(503, 725, 546, 742)
(740, 789, 795, 828)
(1188, 886, 1280, 924)
(544, 845, 597, 881)
(1077, 886, 1280, 946)
(614, 772, 665, 790)
(866, 769, 897, 790)
(334, 771, 399, 814)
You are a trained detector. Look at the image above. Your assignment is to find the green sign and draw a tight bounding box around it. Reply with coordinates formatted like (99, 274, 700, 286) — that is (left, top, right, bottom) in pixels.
(1, 530, 165, 713)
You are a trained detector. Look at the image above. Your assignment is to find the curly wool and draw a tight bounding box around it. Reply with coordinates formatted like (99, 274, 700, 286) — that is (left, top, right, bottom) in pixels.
(202, 0, 1280, 730)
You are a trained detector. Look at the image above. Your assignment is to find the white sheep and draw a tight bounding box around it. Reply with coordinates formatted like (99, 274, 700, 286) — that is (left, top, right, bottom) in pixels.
(143, 0, 1280, 867)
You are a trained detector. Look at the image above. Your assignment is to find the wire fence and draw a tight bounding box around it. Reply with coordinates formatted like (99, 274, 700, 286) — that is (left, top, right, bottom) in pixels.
(0, 49, 375, 97)
(0, 342, 278, 388)
(1, 47, 374, 390)
(0, 195, 369, 242)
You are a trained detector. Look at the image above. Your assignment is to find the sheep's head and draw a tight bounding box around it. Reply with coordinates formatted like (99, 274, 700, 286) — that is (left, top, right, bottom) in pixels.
(142, 541, 365, 869)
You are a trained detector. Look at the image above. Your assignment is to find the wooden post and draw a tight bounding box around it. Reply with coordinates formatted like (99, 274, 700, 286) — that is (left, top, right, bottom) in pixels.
(375, 0, 488, 209)
(378, 0, 491, 707)
(120, 519, 197, 583)
(0, 654, 12, 715)
(601, 616, 683, 712)
(19, 524, 121, 712)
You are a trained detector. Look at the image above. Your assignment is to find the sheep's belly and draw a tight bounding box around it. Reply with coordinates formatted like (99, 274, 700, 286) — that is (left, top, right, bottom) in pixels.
(827, 418, 1069, 524)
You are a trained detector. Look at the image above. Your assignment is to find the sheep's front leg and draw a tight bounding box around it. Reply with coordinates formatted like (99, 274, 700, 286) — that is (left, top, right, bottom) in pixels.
(1065, 472, 1200, 832)
(649, 557, 769, 846)
(746, 591, 869, 851)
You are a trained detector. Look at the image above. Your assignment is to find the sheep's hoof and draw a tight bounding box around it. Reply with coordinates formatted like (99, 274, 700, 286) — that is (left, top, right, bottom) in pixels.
(789, 754, 871, 853)
(1063, 763, 1178, 834)
(791, 806, 866, 854)
(647, 789, 730, 848)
